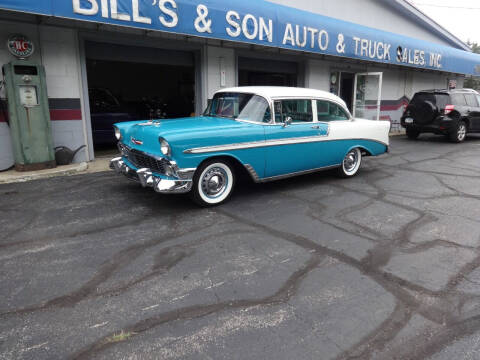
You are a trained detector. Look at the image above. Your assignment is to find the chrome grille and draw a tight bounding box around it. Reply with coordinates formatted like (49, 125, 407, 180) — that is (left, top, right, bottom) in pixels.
(119, 143, 168, 174)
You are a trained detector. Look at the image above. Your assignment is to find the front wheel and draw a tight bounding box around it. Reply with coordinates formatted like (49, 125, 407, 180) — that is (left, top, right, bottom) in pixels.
(406, 127, 420, 140)
(190, 160, 235, 207)
(449, 121, 467, 143)
(338, 148, 362, 178)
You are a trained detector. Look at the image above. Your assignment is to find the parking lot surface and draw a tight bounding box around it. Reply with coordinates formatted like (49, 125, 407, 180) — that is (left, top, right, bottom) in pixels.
(2, 135, 480, 359)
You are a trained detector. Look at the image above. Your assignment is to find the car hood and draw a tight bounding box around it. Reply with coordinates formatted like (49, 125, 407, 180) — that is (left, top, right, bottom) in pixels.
(115, 116, 265, 155)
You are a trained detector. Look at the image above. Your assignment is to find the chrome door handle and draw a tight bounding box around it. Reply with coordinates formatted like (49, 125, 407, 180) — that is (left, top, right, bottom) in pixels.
(311, 125, 320, 129)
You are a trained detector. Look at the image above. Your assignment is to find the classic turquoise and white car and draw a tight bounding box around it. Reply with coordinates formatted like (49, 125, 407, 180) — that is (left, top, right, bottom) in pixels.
(110, 87, 390, 206)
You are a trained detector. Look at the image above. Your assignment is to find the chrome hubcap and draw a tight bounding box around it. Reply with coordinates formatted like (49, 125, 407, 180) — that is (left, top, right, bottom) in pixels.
(344, 150, 359, 172)
(201, 168, 228, 198)
(458, 125, 466, 141)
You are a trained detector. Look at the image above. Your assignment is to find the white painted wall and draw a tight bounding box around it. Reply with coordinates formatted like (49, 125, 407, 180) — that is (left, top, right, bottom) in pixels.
(204, 46, 236, 103)
(39, 26, 88, 162)
(304, 59, 330, 91)
(40, 27, 82, 99)
(268, 0, 454, 47)
(51, 121, 87, 163)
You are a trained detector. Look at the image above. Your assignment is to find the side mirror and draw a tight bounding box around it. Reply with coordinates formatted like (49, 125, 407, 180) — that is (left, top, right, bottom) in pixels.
(283, 116, 292, 127)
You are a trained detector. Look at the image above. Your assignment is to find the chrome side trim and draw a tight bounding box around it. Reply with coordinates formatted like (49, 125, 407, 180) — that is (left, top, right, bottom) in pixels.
(244, 164, 261, 183)
(259, 164, 341, 183)
(184, 137, 387, 155)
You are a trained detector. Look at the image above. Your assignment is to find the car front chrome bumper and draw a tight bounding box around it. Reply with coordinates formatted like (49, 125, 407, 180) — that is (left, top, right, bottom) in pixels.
(110, 157, 194, 194)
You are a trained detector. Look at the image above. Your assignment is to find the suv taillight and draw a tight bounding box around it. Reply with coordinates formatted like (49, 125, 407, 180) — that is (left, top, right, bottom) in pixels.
(444, 105, 455, 115)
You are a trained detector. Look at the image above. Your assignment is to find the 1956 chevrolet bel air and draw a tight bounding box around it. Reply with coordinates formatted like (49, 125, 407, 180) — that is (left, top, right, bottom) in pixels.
(110, 87, 390, 206)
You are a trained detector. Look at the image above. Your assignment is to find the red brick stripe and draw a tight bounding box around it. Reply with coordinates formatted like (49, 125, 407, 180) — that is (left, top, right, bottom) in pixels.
(0, 110, 82, 122)
(49, 109, 82, 121)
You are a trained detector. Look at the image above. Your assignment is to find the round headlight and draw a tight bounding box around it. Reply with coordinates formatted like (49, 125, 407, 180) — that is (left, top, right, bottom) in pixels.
(114, 127, 122, 141)
(159, 138, 171, 156)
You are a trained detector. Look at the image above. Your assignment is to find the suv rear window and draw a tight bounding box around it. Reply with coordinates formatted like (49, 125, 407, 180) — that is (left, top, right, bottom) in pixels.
(465, 94, 479, 107)
(411, 93, 449, 110)
(450, 93, 467, 106)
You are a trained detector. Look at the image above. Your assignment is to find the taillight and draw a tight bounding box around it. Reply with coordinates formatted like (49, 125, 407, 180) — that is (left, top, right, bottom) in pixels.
(444, 105, 455, 115)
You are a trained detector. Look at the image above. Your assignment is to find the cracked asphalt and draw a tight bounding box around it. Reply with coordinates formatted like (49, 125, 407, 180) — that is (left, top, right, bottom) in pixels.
(2, 135, 480, 359)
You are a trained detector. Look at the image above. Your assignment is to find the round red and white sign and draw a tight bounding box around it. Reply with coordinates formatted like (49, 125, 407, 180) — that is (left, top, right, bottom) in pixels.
(7, 35, 34, 59)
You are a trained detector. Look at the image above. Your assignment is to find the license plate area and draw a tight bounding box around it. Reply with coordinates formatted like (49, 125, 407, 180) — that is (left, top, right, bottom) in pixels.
(405, 117, 414, 124)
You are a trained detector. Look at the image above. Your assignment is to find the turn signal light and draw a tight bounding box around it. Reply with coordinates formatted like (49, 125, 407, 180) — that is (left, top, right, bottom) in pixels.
(444, 105, 455, 115)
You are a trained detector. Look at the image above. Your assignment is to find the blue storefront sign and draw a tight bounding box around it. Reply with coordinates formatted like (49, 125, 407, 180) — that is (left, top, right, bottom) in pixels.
(1, 0, 480, 75)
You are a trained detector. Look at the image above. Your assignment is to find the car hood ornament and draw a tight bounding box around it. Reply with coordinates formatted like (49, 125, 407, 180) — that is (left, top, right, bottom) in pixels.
(137, 120, 161, 127)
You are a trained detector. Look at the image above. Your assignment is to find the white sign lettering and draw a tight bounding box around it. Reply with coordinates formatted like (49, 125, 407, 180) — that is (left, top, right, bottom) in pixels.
(73, 0, 98, 16)
(132, 0, 151, 24)
(226, 11, 241, 37)
(70, 1, 449, 71)
(158, 0, 178, 28)
(429, 53, 442, 68)
(353, 37, 391, 60)
(110, 0, 130, 21)
(226, 12, 273, 42)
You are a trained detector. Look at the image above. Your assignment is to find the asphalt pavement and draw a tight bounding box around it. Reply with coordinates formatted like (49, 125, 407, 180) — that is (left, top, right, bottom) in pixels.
(2, 135, 480, 359)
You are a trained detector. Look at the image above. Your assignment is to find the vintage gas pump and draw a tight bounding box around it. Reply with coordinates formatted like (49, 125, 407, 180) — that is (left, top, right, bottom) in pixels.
(2, 60, 56, 171)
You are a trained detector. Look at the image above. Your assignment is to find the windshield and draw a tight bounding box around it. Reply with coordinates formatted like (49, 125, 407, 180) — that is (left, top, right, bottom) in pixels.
(205, 93, 271, 123)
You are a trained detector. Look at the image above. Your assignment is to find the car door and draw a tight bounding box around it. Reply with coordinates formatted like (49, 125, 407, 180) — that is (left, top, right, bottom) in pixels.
(466, 93, 480, 131)
(264, 99, 328, 178)
(315, 99, 354, 166)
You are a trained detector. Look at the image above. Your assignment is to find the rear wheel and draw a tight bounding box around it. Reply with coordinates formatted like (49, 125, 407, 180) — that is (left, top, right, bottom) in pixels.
(406, 127, 420, 140)
(190, 159, 235, 207)
(338, 148, 362, 178)
(449, 121, 467, 143)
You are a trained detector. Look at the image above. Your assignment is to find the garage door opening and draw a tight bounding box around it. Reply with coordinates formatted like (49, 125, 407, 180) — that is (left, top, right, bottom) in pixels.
(85, 42, 195, 155)
(238, 57, 298, 87)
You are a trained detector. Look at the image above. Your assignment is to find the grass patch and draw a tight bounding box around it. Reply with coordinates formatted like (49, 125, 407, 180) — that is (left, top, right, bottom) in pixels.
(106, 330, 136, 344)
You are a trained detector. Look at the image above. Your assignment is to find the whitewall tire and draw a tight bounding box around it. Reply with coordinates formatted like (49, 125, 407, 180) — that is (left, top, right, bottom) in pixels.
(191, 160, 235, 206)
(338, 148, 362, 178)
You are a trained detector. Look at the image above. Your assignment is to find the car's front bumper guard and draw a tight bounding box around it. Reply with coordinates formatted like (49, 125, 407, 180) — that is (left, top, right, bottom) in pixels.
(110, 157, 194, 194)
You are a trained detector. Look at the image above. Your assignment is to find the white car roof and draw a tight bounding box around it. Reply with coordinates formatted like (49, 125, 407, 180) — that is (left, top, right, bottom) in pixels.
(216, 86, 346, 105)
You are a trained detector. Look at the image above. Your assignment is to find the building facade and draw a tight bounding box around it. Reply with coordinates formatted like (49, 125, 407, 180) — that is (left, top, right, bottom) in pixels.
(1, 0, 479, 170)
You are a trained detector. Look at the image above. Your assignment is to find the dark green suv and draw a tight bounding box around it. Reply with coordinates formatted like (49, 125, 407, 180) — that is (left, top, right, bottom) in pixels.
(401, 89, 480, 143)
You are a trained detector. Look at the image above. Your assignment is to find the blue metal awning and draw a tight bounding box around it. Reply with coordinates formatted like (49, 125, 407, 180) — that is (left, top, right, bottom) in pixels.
(1, 0, 480, 75)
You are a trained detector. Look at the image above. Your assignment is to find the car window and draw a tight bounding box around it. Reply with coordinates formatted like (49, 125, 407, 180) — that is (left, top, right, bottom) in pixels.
(317, 100, 349, 121)
(274, 99, 313, 123)
(207, 92, 253, 119)
(411, 93, 437, 105)
(237, 95, 271, 123)
(465, 94, 479, 107)
(450, 93, 467, 106)
(434, 94, 449, 110)
(89, 88, 120, 110)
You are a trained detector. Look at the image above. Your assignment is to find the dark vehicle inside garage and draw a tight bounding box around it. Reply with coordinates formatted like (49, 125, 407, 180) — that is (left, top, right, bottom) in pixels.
(85, 42, 195, 153)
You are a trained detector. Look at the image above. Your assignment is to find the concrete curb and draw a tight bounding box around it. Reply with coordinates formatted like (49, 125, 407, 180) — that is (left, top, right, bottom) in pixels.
(0, 162, 89, 184)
